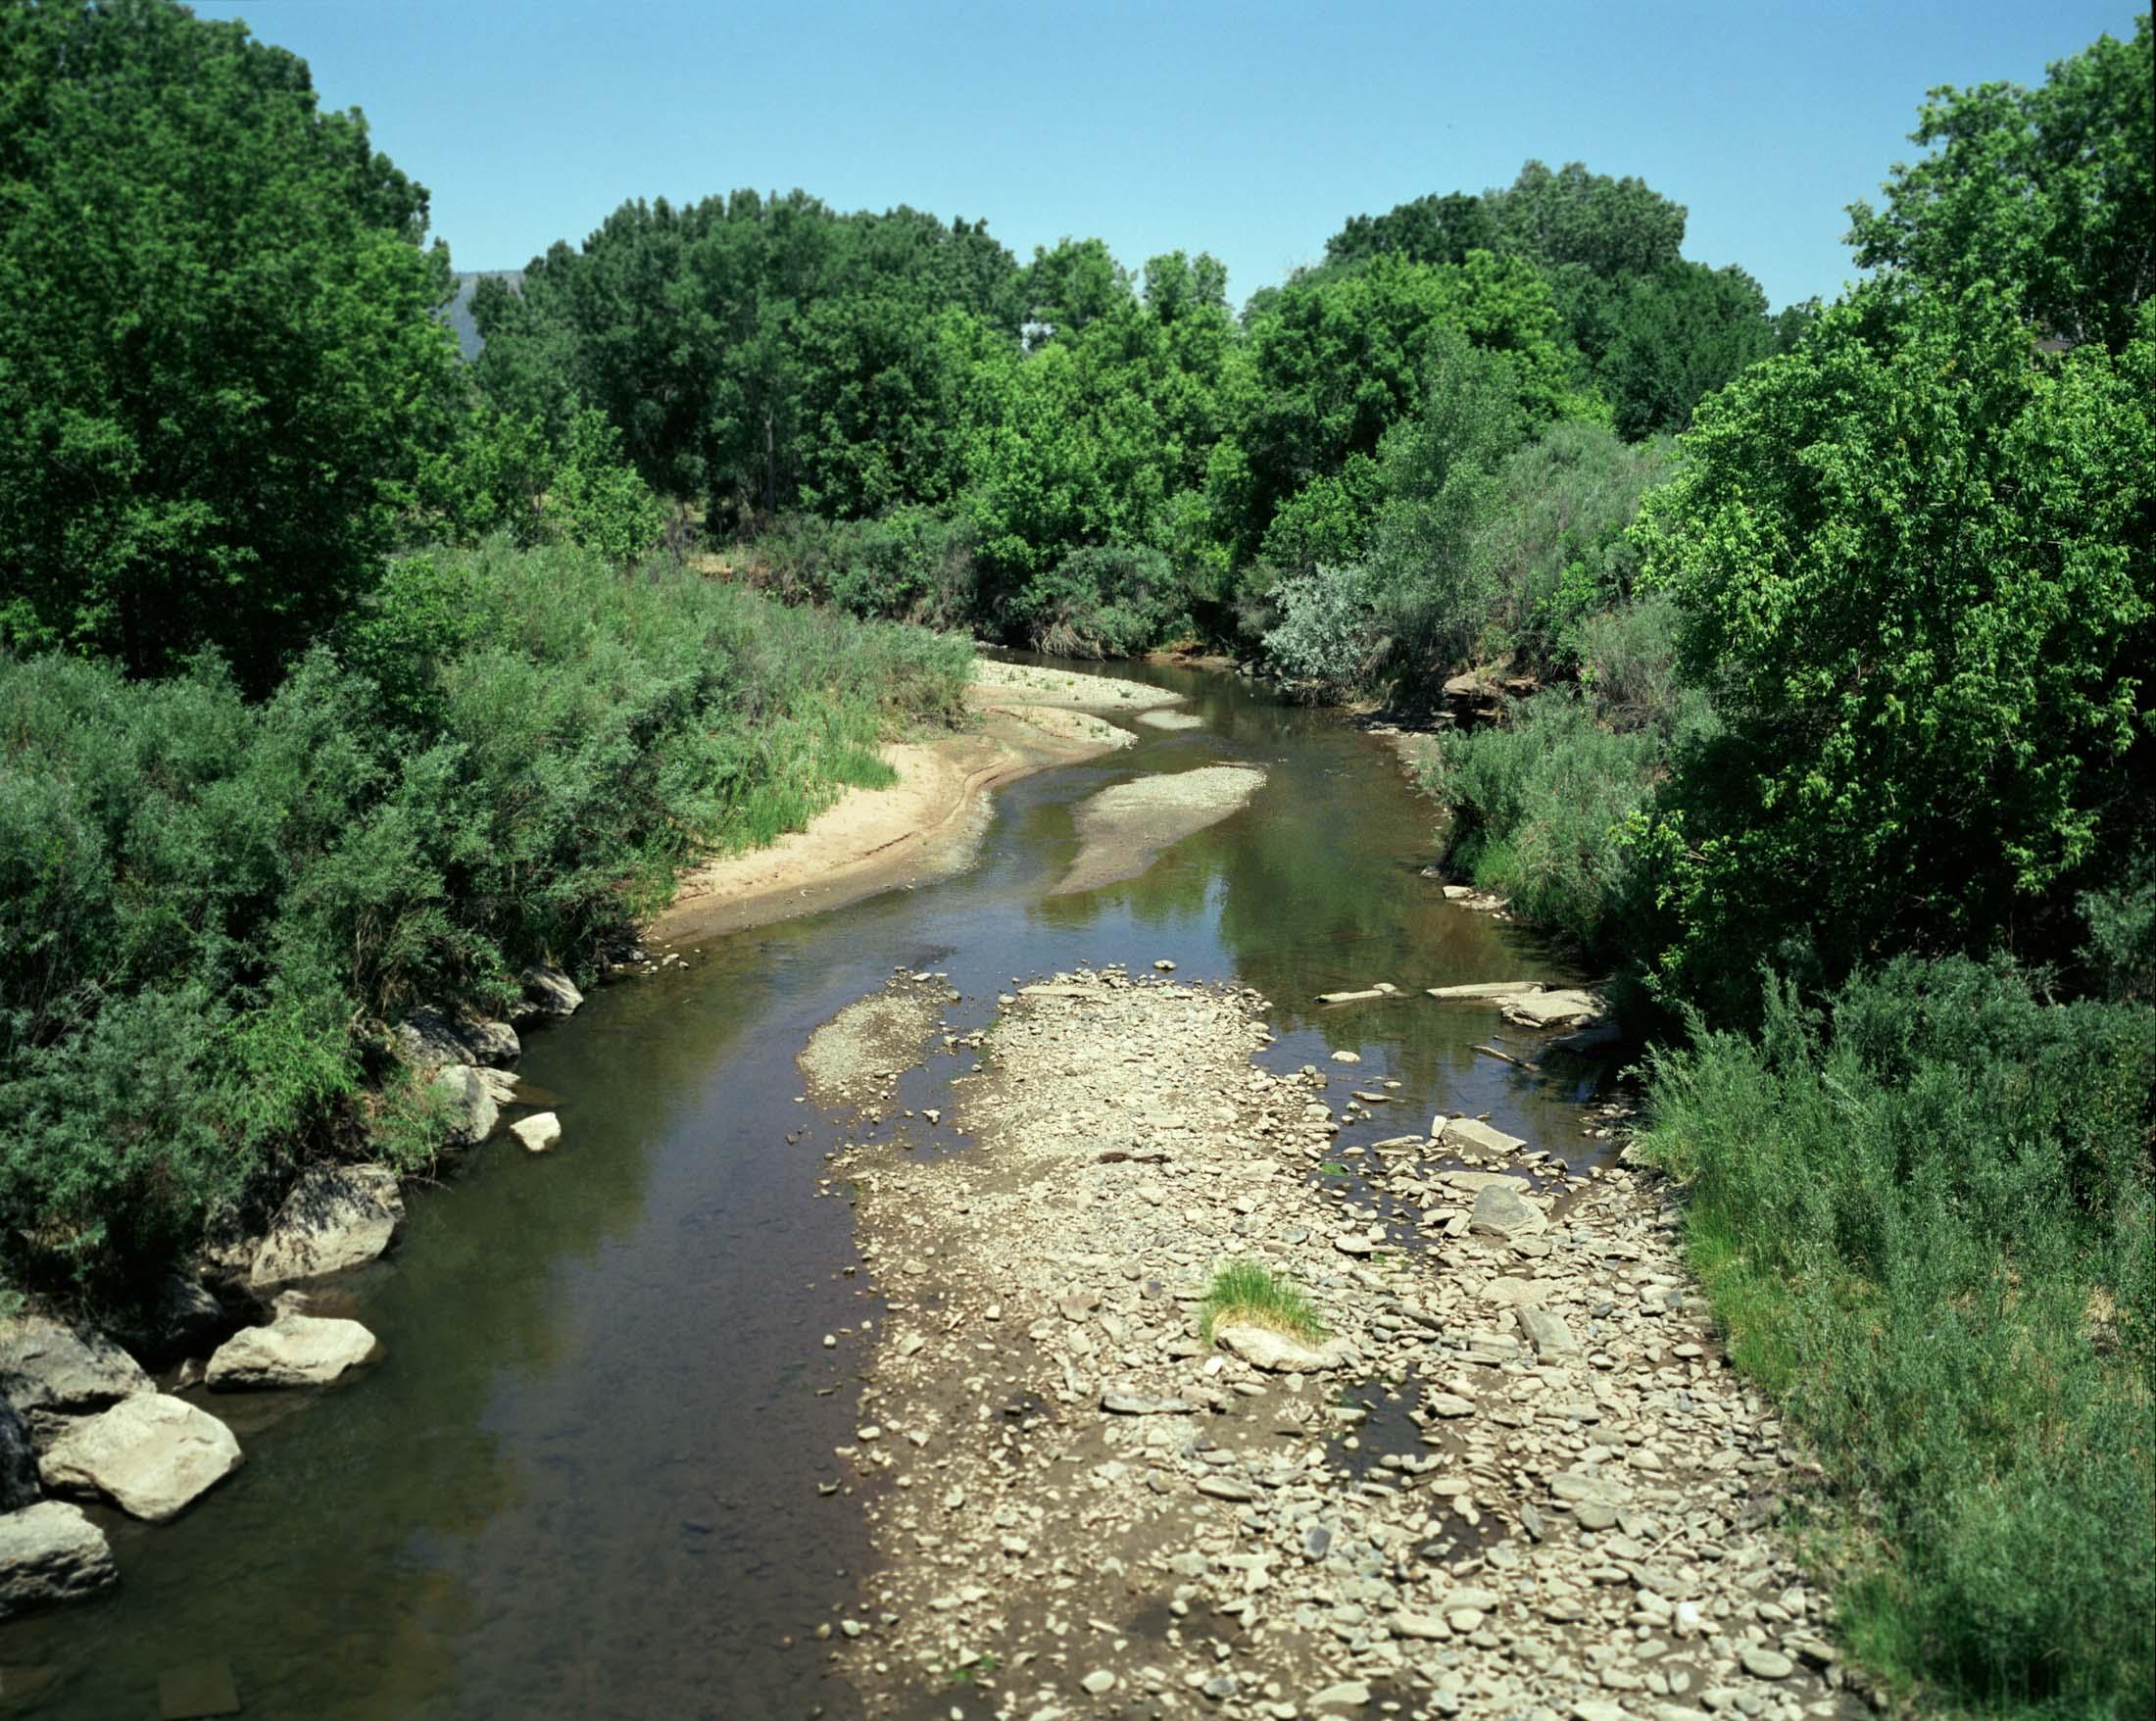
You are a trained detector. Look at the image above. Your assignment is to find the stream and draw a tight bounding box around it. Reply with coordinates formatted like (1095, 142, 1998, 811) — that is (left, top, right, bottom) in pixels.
(2, 659, 1603, 1720)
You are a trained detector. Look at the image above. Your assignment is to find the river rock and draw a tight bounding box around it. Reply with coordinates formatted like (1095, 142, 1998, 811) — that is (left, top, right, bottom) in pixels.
(1308, 1680, 1372, 1714)
(462, 1018, 520, 1067)
(1436, 1116, 1528, 1156)
(1518, 1304, 1581, 1357)
(396, 1007, 474, 1068)
(510, 1110, 562, 1154)
(1424, 981, 1545, 1001)
(0, 1501, 117, 1619)
(518, 963, 584, 1021)
(1212, 1322, 1347, 1374)
(0, 1400, 41, 1509)
(207, 1315, 377, 1389)
(1470, 1181, 1546, 1238)
(1102, 1391, 1195, 1415)
(1499, 988, 1607, 1030)
(138, 1273, 230, 1366)
(249, 1163, 405, 1289)
(0, 1313, 151, 1423)
(433, 1063, 500, 1147)
(38, 1394, 241, 1521)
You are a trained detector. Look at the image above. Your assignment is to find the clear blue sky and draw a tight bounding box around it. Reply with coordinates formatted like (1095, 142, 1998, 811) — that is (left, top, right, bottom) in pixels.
(195, 0, 2143, 311)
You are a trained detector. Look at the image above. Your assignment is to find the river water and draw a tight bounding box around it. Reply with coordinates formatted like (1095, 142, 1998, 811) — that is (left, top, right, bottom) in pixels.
(2, 660, 1598, 1720)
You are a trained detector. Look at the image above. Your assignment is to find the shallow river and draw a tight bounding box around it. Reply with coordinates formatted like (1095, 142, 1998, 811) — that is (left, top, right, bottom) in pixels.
(4, 659, 1598, 1720)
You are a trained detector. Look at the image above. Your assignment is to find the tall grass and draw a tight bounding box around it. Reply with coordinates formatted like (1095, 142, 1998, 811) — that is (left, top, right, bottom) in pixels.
(1639, 959, 2156, 1717)
(0, 537, 971, 1303)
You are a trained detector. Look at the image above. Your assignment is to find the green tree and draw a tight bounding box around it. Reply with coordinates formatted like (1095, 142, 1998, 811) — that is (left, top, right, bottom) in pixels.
(1323, 191, 1500, 270)
(1634, 284, 2156, 1011)
(1846, 14, 2153, 353)
(1486, 159, 1688, 276)
(0, 0, 463, 682)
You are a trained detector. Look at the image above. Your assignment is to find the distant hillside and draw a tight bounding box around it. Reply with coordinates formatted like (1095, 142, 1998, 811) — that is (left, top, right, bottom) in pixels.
(445, 270, 522, 359)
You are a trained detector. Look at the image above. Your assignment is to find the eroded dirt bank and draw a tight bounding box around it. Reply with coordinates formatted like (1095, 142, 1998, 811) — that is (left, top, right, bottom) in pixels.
(809, 972, 1857, 1721)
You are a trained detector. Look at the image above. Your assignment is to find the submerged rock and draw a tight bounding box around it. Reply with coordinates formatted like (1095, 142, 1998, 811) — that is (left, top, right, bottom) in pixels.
(518, 963, 585, 1021)
(207, 1315, 378, 1389)
(38, 1393, 241, 1521)
(0, 1313, 151, 1424)
(1211, 1322, 1348, 1374)
(250, 1163, 405, 1289)
(0, 1501, 117, 1619)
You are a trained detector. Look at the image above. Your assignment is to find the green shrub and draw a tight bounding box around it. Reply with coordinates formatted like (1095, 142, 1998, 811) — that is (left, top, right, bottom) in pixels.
(1640, 959, 2156, 1715)
(1007, 542, 1177, 659)
(754, 507, 977, 628)
(1419, 694, 1663, 953)
(0, 537, 971, 1302)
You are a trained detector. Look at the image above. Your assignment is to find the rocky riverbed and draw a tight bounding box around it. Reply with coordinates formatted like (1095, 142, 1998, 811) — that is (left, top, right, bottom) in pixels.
(811, 970, 1863, 1721)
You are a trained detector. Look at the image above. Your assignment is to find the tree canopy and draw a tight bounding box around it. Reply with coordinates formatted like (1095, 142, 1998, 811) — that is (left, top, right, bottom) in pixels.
(0, 0, 462, 681)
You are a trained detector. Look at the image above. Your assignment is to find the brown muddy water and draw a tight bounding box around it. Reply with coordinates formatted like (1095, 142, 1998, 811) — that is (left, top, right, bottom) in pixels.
(1, 660, 1605, 1719)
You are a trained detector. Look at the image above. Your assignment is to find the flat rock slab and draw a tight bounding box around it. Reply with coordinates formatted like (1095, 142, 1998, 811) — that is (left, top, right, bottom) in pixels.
(1317, 984, 1397, 1005)
(0, 1500, 117, 1619)
(1101, 1392, 1195, 1416)
(0, 1313, 152, 1419)
(1470, 1181, 1547, 1238)
(207, 1315, 378, 1389)
(38, 1394, 241, 1521)
(1518, 1305, 1582, 1357)
(1499, 989, 1607, 1030)
(1425, 981, 1545, 1001)
(1053, 765, 1267, 896)
(250, 1163, 404, 1288)
(1436, 1116, 1528, 1156)
(1212, 1322, 1348, 1374)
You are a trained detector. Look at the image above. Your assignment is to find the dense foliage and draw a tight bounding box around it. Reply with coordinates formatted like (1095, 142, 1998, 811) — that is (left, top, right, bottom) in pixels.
(0, 544, 967, 1301)
(468, 150, 1786, 668)
(0, 0, 464, 683)
(1640, 961, 2154, 1715)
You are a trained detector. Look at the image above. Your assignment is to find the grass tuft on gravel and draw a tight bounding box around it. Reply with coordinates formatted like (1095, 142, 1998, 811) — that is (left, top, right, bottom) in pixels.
(1200, 1259, 1328, 1344)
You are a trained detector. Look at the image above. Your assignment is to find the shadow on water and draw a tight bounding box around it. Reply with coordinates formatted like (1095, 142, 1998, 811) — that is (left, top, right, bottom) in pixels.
(1, 658, 1594, 1719)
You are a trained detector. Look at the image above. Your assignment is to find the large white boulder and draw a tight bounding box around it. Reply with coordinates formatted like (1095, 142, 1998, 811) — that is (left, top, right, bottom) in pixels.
(249, 1163, 405, 1289)
(37, 1394, 241, 1522)
(0, 1501, 117, 1618)
(207, 1315, 378, 1389)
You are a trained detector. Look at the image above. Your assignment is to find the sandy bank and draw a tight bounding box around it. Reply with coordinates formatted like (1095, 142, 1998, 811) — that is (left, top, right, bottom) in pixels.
(1054, 762, 1268, 895)
(652, 659, 1189, 945)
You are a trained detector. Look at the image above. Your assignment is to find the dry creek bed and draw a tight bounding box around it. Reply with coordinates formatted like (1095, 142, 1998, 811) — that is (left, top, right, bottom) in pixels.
(800, 972, 1868, 1721)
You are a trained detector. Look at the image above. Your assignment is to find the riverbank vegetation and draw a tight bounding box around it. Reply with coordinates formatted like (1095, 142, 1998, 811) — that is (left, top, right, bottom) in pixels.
(0, 0, 969, 1308)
